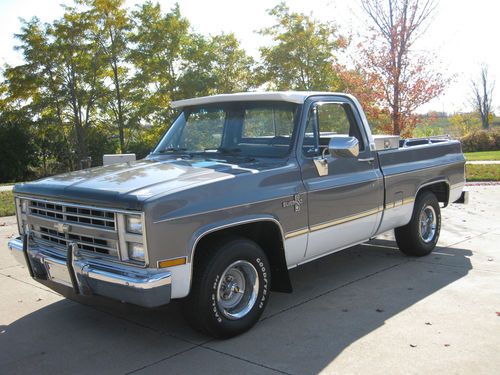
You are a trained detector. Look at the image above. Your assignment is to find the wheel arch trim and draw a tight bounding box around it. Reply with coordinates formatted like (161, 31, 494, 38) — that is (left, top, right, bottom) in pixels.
(187, 215, 291, 293)
(415, 178, 450, 206)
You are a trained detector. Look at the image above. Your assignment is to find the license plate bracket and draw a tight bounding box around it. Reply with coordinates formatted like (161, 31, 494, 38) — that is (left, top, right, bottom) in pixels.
(44, 258, 73, 287)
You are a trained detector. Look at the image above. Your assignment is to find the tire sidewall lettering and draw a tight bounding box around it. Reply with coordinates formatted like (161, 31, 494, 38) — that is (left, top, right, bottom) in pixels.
(210, 255, 269, 324)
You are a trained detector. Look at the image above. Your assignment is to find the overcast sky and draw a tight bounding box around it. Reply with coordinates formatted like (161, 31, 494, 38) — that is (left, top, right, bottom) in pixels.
(0, 0, 498, 114)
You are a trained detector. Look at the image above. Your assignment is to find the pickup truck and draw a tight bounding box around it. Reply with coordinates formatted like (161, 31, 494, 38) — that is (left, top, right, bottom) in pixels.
(7, 92, 468, 338)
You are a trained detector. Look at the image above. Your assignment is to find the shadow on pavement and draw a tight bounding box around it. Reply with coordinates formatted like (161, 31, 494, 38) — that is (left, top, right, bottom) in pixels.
(0, 240, 472, 374)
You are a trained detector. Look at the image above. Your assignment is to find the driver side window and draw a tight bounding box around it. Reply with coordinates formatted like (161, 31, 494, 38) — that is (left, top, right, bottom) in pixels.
(302, 102, 364, 156)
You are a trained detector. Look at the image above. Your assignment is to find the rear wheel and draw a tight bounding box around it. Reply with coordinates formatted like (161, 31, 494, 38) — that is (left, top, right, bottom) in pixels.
(183, 237, 270, 338)
(395, 191, 441, 256)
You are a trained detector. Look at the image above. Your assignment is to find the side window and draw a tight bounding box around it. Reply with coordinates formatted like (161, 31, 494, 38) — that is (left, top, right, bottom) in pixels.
(242, 107, 294, 138)
(302, 102, 364, 155)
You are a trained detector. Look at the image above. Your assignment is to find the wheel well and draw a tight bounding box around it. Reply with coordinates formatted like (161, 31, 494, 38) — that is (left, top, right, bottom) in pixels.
(192, 221, 292, 293)
(417, 181, 449, 206)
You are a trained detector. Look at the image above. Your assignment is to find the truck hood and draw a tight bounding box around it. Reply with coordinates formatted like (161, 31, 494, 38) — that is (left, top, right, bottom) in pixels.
(13, 158, 261, 210)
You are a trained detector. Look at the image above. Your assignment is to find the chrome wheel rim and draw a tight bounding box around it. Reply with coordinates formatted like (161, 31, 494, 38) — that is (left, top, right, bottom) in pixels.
(216, 260, 259, 320)
(419, 205, 437, 243)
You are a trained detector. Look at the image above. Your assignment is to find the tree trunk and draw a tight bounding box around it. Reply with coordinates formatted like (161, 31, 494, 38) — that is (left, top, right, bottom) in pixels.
(112, 60, 125, 152)
(68, 68, 88, 165)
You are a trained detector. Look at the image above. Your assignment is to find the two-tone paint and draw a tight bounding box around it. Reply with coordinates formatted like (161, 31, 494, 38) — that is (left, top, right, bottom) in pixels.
(9, 92, 466, 305)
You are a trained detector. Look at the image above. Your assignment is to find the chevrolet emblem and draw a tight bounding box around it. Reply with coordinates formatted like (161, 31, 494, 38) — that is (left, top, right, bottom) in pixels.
(54, 223, 71, 234)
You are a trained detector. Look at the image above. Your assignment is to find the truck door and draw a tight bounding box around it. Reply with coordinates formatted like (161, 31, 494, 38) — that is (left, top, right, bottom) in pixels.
(299, 97, 384, 260)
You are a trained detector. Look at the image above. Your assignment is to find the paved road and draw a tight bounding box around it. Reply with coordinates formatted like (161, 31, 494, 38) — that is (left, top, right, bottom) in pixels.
(0, 185, 499, 374)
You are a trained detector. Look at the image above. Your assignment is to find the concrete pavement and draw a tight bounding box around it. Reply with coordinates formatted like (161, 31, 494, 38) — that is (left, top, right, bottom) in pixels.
(466, 160, 500, 164)
(0, 185, 499, 374)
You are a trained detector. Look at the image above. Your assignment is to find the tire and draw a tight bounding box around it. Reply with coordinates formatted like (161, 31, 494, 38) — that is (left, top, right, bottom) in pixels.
(182, 237, 271, 338)
(395, 191, 441, 257)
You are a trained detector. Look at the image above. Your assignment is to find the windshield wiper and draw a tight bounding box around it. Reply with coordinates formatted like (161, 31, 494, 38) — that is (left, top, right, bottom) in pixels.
(157, 147, 188, 154)
(216, 147, 242, 154)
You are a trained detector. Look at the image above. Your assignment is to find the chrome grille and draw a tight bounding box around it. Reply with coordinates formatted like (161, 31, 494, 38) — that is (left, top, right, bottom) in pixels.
(25, 198, 119, 259)
(32, 226, 118, 258)
(29, 200, 116, 230)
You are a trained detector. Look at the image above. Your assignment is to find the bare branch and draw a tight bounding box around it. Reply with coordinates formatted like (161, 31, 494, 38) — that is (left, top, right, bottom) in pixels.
(471, 64, 495, 129)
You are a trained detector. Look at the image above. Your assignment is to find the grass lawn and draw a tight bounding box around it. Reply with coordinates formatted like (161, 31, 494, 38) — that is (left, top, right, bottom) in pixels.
(0, 191, 15, 217)
(464, 150, 500, 161)
(466, 164, 500, 181)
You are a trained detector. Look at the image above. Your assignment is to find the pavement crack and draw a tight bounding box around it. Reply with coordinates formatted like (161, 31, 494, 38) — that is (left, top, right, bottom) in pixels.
(84, 303, 204, 346)
(200, 346, 292, 374)
(0, 273, 61, 296)
(0, 264, 21, 271)
(261, 260, 409, 322)
(125, 345, 201, 374)
(411, 259, 500, 274)
(445, 230, 493, 248)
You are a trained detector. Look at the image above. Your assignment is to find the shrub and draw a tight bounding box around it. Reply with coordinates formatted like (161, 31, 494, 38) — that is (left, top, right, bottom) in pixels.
(0, 119, 37, 183)
(460, 128, 500, 152)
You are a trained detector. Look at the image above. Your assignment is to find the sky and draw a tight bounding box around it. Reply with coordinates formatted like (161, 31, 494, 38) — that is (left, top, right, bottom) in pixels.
(0, 0, 498, 114)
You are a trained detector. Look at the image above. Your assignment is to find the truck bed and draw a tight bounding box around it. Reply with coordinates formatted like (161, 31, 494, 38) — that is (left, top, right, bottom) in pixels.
(375, 139, 465, 235)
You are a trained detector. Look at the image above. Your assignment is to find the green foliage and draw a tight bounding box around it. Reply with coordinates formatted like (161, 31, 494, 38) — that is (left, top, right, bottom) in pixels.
(460, 128, 500, 153)
(258, 2, 345, 90)
(466, 164, 500, 182)
(0, 0, 256, 182)
(449, 113, 481, 137)
(0, 191, 15, 217)
(0, 112, 37, 183)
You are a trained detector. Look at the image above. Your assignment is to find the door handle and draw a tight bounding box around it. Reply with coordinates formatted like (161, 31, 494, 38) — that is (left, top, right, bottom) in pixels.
(358, 157, 374, 163)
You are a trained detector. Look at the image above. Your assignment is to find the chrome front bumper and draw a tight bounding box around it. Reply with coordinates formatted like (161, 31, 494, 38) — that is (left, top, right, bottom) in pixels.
(7, 236, 171, 308)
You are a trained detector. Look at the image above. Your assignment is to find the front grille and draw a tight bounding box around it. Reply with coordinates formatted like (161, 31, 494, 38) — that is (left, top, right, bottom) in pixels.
(29, 200, 116, 230)
(33, 226, 118, 258)
(25, 198, 120, 259)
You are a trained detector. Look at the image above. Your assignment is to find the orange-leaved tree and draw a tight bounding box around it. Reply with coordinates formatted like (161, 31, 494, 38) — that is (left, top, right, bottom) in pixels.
(357, 0, 449, 137)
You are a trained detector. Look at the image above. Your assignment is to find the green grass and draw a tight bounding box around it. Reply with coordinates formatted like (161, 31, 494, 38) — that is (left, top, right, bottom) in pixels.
(466, 164, 500, 181)
(0, 191, 15, 217)
(464, 150, 500, 161)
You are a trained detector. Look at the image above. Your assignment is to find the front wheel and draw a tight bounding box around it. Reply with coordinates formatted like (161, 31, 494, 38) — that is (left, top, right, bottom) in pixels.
(182, 237, 271, 338)
(395, 191, 441, 256)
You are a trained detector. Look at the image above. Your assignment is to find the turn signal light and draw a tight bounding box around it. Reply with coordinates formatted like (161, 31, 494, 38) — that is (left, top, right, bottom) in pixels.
(158, 257, 187, 268)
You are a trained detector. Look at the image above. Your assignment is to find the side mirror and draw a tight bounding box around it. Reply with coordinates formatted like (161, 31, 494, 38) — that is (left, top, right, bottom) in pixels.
(327, 136, 359, 158)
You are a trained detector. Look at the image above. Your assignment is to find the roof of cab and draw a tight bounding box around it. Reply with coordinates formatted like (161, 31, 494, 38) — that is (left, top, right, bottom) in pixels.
(170, 91, 346, 108)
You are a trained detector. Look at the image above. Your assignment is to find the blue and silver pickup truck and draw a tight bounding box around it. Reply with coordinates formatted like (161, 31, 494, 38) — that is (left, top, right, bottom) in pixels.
(8, 92, 467, 338)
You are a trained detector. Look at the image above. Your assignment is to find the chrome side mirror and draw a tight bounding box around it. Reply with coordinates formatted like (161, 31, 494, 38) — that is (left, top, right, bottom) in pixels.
(328, 136, 359, 158)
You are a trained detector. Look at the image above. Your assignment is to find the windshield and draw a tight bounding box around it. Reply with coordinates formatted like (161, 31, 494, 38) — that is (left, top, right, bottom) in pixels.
(152, 101, 300, 158)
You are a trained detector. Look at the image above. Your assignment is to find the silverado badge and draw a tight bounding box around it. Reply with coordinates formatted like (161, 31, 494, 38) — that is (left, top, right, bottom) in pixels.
(282, 194, 303, 212)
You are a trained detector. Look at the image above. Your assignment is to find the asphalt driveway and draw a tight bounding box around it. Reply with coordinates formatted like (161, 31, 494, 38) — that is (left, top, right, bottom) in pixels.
(0, 185, 499, 374)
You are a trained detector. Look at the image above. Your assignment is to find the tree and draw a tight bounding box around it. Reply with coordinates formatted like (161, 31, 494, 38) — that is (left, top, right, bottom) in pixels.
(358, 0, 448, 136)
(471, 64, 495, 129)
(179, 32, 255, 97)
(6, 18, 76, 172)
(87, 0, 131, 152)
(52, 7, 106, 166)
(128, 2, 190, 129)
(449, 112, 481, 137)
(335, 66, 390, 133)
(258, 2, 346, 91)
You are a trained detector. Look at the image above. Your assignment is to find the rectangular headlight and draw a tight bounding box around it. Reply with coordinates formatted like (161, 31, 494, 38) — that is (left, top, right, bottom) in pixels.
(126, 215, 143, 234)
(21, 199, 28, 213)
(127, 242, 145, 262)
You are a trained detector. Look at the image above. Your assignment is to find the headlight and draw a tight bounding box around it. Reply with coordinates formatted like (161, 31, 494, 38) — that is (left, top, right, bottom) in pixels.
(127, 242, 145, 262)
(21, 199, 28, 213)
(126, 215, 143, 234)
